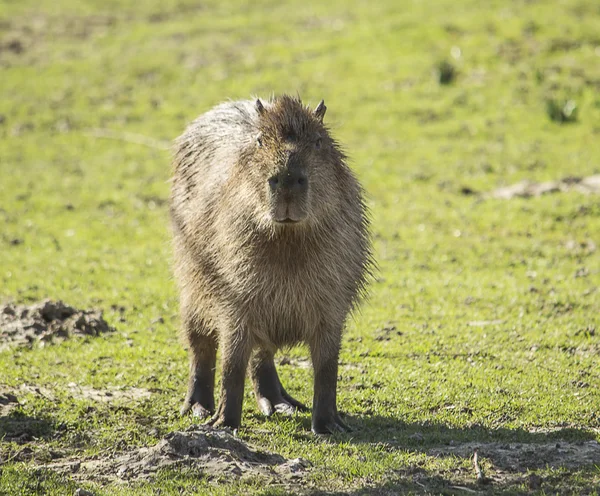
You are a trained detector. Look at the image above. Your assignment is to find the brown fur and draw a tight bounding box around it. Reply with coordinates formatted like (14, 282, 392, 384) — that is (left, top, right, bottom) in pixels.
(170, 95, 373, 433)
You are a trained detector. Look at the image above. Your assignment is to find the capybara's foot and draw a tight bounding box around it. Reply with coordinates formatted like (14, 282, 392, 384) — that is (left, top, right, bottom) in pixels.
(180, 398, 213, 419)
(250, 351, 309, 417)
(205, 399, 242, 430)
(191, 403, 213, 419)
(206, 412, 239, 430)
(257, 387, 309, 416)
(311, 412, 352, 435)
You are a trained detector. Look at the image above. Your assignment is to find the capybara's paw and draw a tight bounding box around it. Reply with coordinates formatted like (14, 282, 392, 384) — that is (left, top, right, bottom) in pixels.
(281, 389, 310, 413)
(191, 403, 212, 419)
(273, 400, 299, 416)
(257, 390, 309, 417)
(180, 400, 213, 419)
(257, 396, 306, 416)
(206, 411, 240, 430)
(311, 412, 352, 435)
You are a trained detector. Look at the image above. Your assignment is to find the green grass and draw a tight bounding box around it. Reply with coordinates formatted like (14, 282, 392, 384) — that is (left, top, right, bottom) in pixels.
(1, 0, 600, 494)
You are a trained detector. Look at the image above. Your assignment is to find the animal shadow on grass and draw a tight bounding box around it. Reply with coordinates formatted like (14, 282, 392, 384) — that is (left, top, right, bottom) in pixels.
(0, 408, 58, 465)
(0, 410, 56, 444)
(346, 414, 596, 447)
(278, 414, 599, 495)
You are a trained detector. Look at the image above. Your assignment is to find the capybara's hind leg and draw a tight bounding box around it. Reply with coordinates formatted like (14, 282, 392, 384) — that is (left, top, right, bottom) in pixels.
(181, 322, 217, 419)
(250, 349, 308, 416)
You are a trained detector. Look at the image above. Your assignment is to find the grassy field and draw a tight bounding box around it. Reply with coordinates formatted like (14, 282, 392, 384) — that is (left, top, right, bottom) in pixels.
(1, 0, 600, 494)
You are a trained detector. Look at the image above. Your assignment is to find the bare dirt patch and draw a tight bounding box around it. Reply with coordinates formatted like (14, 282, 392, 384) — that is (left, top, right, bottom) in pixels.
(43, 426, 310, 485)
(0, 300, 114, 351)
(485, 175, 600, 199)
(65, 384, 152, 403)
(16, 384, 152, 404)
(0, 14, 116, 51)
(429, 440, 600, 487)
(430, 440, 600, 471)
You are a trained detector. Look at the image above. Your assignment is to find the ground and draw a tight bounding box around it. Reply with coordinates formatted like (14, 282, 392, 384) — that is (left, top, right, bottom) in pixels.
(1, 0, 599, 494)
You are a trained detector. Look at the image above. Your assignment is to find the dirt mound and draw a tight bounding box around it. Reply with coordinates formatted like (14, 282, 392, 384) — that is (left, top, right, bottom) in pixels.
(45, 426, 310, 484)
(0, 299, 114, 350)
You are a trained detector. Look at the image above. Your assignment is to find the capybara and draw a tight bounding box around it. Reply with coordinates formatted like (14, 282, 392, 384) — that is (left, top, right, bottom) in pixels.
(170, 95, 373, 434)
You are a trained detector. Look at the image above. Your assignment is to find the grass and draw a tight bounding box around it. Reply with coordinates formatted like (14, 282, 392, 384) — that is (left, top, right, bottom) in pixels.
(1, 0, 600, 494)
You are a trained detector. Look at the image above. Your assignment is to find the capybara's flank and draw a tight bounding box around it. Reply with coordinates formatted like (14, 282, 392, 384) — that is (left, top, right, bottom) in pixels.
(170, 95, 373, 434)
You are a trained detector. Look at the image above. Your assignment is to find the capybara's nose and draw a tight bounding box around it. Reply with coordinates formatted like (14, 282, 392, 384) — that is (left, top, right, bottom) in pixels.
(268, 170, 308, 194)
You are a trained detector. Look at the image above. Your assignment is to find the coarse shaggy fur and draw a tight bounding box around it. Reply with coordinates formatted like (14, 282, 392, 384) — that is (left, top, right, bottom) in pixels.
(170, 94, 373, 433)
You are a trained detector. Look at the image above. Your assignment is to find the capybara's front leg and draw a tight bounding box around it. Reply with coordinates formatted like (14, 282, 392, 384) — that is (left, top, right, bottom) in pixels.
(309, 330, 351, 434)
(208, 330, 252, 429)
(180, 318, 218, 419)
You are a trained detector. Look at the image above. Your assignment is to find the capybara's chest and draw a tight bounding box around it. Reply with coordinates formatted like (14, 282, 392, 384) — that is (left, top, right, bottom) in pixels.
(233, 251, 348, 347)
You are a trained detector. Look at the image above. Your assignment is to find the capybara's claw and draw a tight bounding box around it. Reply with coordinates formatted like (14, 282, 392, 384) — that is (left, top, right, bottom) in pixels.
(206, 408, 240, 430)
(258, 397, 275, 416)
(274, 401, 297, 415)
(206, 413, 224, 427)
(281, 390, 309, 413)
(191, 403, 212, 419)
(257, 394, 308, 417)
(311, 413, 352, 435)
(181, 400, 213, 419)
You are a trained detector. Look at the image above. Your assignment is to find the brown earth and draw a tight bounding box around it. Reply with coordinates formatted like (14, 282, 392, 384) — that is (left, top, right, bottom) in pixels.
(430, 439, 600, 472)
(43, 426, 310, 485)
(0, 299, 114, 350)
(487, 175, 600, 199)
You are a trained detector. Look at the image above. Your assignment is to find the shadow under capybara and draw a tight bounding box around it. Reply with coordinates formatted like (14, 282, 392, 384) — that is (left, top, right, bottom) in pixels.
(170, 95, 373, 434)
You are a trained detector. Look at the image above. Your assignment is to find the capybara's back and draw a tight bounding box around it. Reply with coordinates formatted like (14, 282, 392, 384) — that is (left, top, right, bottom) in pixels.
(171, 95, 372, 433)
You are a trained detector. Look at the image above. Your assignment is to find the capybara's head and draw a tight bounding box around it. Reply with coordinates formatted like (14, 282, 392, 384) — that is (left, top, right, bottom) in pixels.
(245, 96, 342, 227)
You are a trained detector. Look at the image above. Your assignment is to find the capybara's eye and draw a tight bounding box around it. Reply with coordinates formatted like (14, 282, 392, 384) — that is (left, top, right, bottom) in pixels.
(315, 137, 322, 149)
(268, 176, 279, 189)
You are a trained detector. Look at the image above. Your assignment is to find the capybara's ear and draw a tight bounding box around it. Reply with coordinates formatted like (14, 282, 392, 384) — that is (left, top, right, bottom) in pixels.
(314, 100, 326, 122)
(256, 99, 266, 115)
